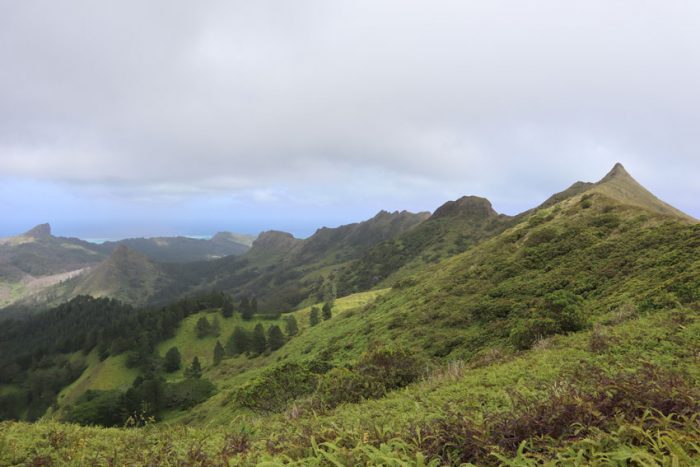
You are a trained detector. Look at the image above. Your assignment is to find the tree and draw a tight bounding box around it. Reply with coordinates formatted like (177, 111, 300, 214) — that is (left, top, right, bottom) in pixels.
(222, 298, 234, 318)
(210, 316, 221, 337)
(213, 340, 224, 366)
(185, 357, 202, 379)
(195, 317, 211, 339)
(268, 325, 285, 351)
(309, 307, 320, 326)
(226, 326, 251, 356)
(163, 346, 181, 373)
(240, 297, 254, 321)
(284, 315, 298, 337)
(322, 302, 333, 320)
(252, 324, 267, 355)
(251, 297, 258, 314)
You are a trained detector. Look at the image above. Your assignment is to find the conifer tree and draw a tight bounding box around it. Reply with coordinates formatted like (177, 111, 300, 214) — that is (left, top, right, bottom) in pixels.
(226, 325, 251, 356)
(213, 340, 224, 366)
(252, 323, 267, 355)
(163, 346, 181, 373)
(285, 315, 299, 337)
(195, 317, 211, 338)
(185, 356, 202, 379)
(268, 325, 285, 351)
(322, 302, 333, 320)
(240, 297, 254, 320)
(310, 307, 320, 326)
(222, 298, 234, 318)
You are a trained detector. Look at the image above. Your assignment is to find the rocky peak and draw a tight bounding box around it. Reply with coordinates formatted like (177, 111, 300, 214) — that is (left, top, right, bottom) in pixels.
(23, 223, 52, 239)
(431, 196, 498, 220)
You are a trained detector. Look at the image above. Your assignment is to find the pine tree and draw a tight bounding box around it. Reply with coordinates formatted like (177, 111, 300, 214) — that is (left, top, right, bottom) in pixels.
(195, 317, 211, 338)
(267, 325, 285, 351)
(240, 297, 253, 320)
(222, 298, 234, 318)
(285, 315, 299, 337)
(213, 340, 224, 366)
(211, 316, 221, 337)
(310, 307, 320, 326)
(185, 356, 202, 379)
(322, 302, 333, 320)
(226, 325, 251, 356)
(252, 323, 267, 355)
(163, 346, 181, 373)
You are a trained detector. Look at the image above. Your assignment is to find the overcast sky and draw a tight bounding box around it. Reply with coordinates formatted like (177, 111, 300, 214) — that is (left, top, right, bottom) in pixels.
(1, 1, 699, 238)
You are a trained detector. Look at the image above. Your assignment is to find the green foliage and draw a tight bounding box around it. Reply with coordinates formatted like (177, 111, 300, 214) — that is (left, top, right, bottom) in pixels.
(309, 306, 320, 326)
(212, 341, 224, 366)
(210, 316, 221, 337)
(163, 378, 215, 410)
(232, 363, 317, 412)
(314, 347, 424, 410)
(163, 346, 181, 373)
(322, 302, 332, 320)
(184, 357, 202, 379)
(252, 324, 267, 355)
(284, 315, 298, 337)
(221, 298, 234, 318)
(65, 390, 124, 427)
(195, 317, 211, 339)
(267, 325, 285, 351)
(226, 326, 251, 356)
(510, 290, 587, 349)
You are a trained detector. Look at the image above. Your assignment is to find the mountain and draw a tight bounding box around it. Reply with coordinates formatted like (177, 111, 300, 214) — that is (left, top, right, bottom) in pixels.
(590, 162, 695, 220)
(0, 224, 105, 308)
(1, 164, 698, 464)
(0, 227, 253, 312)
(98, 231, 254, 263)
(336, 196, 513, 294)
(168, 209, 432, 311)
(65, 245, 171, 306)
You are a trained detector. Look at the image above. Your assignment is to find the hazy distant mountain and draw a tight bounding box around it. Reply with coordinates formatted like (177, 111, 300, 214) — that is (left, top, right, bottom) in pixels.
(98, 231, 254, 263)
(0, 227, 253, 311)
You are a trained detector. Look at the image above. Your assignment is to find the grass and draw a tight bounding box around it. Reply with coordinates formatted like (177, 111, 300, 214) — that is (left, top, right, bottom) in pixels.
(3, 305, 698, 465)
(4, 181, 700, 464)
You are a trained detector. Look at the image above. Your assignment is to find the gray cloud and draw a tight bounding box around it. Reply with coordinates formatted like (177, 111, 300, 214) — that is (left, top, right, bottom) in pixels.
(1, 0, 699, 222)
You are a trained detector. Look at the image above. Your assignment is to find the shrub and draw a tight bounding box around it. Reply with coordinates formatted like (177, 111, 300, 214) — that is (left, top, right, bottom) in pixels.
(163, 378, 215, 410)
(232, 363, 317, 412)
(313, 347, 423, 410)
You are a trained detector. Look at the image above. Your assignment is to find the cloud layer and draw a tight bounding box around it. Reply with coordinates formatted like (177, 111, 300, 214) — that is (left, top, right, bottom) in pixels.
(1, 1, 699, 236)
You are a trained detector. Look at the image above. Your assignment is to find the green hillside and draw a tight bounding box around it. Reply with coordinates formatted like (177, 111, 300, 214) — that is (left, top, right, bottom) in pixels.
(1, 165, 699, 464)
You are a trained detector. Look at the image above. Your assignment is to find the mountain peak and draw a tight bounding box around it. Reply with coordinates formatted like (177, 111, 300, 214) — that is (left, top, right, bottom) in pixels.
(599, 162, 631, 183)
(590, 163, 695, 222)
(250, 230, 299, 254)
(431, 196, 498, 220)
(23, 223, 52, 238)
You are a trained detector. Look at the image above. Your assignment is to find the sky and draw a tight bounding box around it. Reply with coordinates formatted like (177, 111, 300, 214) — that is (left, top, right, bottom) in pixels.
(1, 1, 699, 239)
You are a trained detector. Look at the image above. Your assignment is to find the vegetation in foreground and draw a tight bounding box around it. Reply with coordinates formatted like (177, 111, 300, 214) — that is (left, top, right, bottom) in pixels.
(0, 165, 699, 464)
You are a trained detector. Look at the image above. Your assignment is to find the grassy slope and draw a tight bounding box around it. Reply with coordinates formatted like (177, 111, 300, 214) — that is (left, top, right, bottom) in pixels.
(3, 176, 700, 463)
(3, 306, 697, 465)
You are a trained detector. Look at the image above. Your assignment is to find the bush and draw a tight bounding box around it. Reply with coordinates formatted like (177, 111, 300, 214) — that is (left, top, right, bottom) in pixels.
(510, 290, 587, 349)
(163, 378, 215, 410)
(232, 363, 317, 412)
(65, 390, 124, 427)
(314, 347, 424, 410)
